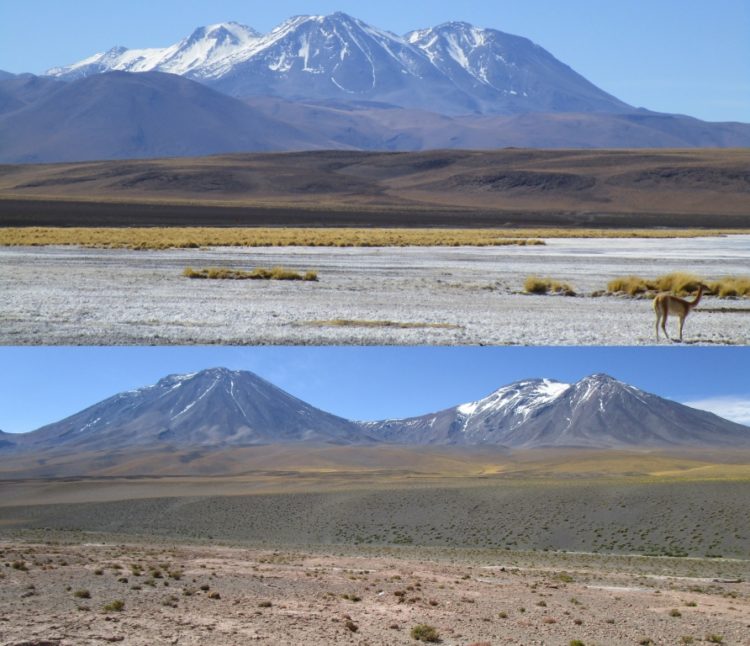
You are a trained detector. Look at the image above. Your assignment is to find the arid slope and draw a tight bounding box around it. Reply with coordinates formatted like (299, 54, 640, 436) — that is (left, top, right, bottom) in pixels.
(1, 149, 749, 227)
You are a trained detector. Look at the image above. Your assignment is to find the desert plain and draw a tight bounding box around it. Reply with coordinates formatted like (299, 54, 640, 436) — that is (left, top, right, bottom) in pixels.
(2, 448, 750, 645)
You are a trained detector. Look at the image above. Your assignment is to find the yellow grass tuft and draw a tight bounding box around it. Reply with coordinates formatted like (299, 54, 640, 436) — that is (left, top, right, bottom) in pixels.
(524, 275, 576, 296)
(182, 266, 317, 281)
(0, 227, 548, 249)
(2, 226, 747, 250)
(607, 273, 749, 298)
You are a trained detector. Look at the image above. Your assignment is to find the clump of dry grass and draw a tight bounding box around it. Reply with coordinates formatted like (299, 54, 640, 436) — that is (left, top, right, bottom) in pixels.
(182, 266, 318, 281)
(524, 276, 576, 296)
(303, 319, 461, 329)
(709, 276, 750, 298)
(606, 273, 750, 298)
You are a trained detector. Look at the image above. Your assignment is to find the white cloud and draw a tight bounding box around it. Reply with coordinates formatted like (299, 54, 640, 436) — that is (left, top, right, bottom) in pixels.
(682, 396, 750, 426)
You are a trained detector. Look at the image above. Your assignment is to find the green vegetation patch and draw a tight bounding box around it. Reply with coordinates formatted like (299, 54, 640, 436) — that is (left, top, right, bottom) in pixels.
(410, 624, 440, 642)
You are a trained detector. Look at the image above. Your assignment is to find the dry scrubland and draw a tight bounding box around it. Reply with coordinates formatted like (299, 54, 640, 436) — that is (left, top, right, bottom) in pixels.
(2, 479, 750, 559)
(0, 540, 748, 646)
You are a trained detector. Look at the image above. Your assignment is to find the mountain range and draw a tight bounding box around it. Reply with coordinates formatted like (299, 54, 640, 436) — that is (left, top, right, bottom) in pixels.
(2, 369, 747, 459)
(46, 14, 629, 116)
(1, 13, 749, 162)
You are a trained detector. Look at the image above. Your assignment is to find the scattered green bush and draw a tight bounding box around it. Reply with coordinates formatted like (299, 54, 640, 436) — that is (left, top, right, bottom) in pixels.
(411, 624, 440, 642)
(102, 599, 124, 612)
(73, 589, 91, 599)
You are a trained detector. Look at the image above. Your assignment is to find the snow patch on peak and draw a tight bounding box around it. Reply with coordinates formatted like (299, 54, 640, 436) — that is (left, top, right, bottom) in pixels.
(457, 378, 570, 421)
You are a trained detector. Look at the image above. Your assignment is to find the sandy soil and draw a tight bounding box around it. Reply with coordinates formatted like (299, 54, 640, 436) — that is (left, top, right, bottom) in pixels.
(1, 541, 748, 646)
(1, 237, 748, 345)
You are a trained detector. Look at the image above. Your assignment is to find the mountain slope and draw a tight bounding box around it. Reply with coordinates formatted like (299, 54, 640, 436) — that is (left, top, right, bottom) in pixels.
(0, 74, 64, 115)
(365, 374, 750, 448)
(0, 71, 335, 163)
(46, 13, 632, 116)
(0, 430, 15, 450)
(12, 368, 368, 453)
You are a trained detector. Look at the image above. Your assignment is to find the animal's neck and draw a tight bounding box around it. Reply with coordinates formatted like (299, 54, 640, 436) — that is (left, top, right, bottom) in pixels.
(688, 285, 703, 309)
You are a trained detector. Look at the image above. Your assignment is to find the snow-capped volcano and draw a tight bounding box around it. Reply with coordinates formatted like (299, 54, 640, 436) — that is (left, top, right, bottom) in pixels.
(406, 22, 629, 113)
(11, 368, 368, 452)
(46, 13, 631, 115)
(365, 374, 750, 448)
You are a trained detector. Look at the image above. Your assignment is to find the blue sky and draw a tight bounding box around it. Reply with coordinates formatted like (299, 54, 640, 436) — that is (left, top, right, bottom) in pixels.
(0, 346, 748, 433)
(0, 0, 748, 122)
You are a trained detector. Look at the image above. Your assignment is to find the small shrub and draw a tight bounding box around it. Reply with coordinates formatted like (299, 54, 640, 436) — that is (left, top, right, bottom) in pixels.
(498, 611, 508, 618)
(207, 591, 221, 600)
(570, 641, 586, 646)
(345, 619, 358, 632)
(680, 637, 694, 644)
(73, 589, 91, 599)
(183, 266, 316, 281)
(670, 608, 682, 617)
(11, 561, 27, 571)
(706, 636, 723, 644)
(341, 593, 361, 602)
(162, 595, 179, 608)
(524, 275, 576, 296)
(536, 600, 547, 607)
(94, 568, 104, 575)
(102, 599, 125, 612)
(411, 624, 440, 642)
(258, 600, 272, 608)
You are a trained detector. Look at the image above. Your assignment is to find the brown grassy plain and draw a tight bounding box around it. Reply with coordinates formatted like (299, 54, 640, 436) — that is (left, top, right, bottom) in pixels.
(2, 148, 750, 228)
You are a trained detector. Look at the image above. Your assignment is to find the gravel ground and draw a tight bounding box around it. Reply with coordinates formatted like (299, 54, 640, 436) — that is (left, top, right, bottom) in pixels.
(1, 541, 748, 646)
(1, 237, 748, 345)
